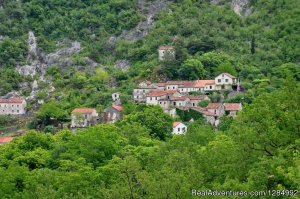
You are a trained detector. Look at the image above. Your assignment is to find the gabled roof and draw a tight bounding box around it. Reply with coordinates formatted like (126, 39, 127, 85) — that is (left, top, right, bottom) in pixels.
(148, 90, 177, 97)
(224, 103, 242, 111)
(192, 107, 217, 117)
(0, 98, 25, 103)
(206, 103, 222, 109)
(217, 73, 236, 78)
(193, 80, 215, 88)
(170, 96, 189, 101)
(0, 137, 14, 143)
(159, 45, 175, 50)
(154, 83, 166, 87)
(173, 121, 184, 128)
(72, 108, 96, 114)
(112, 104, 123, 111)
(165, 81, 192, 86)
(187, 95, 208, 100)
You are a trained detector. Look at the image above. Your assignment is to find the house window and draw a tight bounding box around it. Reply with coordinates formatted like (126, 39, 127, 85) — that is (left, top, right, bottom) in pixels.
(155, 97, 157, 100)
(218, 79, 221, 83)
(150, 97, 152, 100)
(164, 102, 166, 104)
(12, 110, 14, 113)
(12, 105, 14, 107)
(222, 74, 224, 77)
(225, 79, 229, 82)
(214, 110, 217, 114)
(173, 86, 175, 89)
(17, 110, 19, 113)
(179, 103, 182, 106)
(160, 102, 162, 104)
(178, 128, 180, 132)
(143, 90, 145, 93)
(173, 102, 176, 106)
(182, 127, 186, 132)
(210, 86, 212, 89)
(85, 115, 88, 119)
(17, 105, 19, 107)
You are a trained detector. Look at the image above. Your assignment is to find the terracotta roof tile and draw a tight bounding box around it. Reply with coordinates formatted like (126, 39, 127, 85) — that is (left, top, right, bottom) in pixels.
(0, 98, 25, 103)
(72, 108, 96, 114)
(187, 95, 207, 100)
(0, 137, 14, 143)
(148, 90, 177, 97)
(112, 104, 123, 111)
(194, 80, 215, 88)
(224, 103, 241, 111)
(206, 103, 222, 109)
(173, 122, 181, 128)
(171, 96, 188, 101)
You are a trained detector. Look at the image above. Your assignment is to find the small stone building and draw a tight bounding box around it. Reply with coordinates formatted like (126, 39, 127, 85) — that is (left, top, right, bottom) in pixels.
(0, 98, 26, 115)
(102, 105, 123, 124)
(71, 108, 99, 128)
(158, 46, 175, 61)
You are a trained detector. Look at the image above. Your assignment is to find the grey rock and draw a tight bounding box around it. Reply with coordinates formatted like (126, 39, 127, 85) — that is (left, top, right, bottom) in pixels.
(114, 60, 130, 70)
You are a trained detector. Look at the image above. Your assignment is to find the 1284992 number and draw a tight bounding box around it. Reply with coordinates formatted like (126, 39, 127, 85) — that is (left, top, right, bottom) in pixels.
(268, 190, 298, 196)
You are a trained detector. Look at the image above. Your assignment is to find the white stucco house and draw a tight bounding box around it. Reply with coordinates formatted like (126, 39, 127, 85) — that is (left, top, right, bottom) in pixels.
(0, 98, 26, 115)
(172, 122, 187, 135)
(214, 73, 237, 90)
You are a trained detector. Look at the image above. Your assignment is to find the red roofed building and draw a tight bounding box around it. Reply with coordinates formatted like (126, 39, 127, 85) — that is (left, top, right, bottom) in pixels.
(172, 122, 187, 135)
(71, 108, 98, 128)
(215, 73, 237, 90)
(102, 105, 123, 124)
(224, 103, 242, 117)
(0, 98, 26, 115)
(146, 90, 180, 106)
(0, 137, 14, 144)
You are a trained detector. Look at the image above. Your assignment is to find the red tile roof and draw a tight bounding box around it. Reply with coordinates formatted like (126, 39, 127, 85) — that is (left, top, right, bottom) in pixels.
(171, 96, 188, 101)
(224, 103, 242, 111)
(187, 95, 208, 100)
(148, 90, 177, 97)
(0, 98, 25, 103)
(193, 80, 215, 87)
(159, 45, 175, 50)
(192, 107, 217, 116)
(154, 83, 166, 87)
(166, 81, 192, 86)
(206, 103, 222, 109)
(173, 122, 182, 128)
(0, 137, 14, 143)
(72, 108, 96, 114)
(112, 104, 123, 111)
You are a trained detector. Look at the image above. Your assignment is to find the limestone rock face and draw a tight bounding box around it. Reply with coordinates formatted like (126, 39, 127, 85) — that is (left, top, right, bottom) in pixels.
(211, 0, 252, 16)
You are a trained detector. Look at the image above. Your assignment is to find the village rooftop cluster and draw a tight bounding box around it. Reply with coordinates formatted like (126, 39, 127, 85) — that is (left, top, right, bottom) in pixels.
(0, 46, 243, 143)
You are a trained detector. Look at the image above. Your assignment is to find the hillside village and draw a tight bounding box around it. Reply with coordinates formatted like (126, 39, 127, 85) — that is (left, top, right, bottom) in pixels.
(0, 46, 244, 143)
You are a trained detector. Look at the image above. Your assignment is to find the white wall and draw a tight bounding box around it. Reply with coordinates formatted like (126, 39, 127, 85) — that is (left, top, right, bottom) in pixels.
(173, 123, 187, 135)
(215, 73, 234, 85)
(0, 101, 26, 115)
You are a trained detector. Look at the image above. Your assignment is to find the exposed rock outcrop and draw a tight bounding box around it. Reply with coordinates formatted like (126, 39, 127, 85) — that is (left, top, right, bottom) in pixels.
(211, 0, 252, 16)
(119, 0, 171, 41)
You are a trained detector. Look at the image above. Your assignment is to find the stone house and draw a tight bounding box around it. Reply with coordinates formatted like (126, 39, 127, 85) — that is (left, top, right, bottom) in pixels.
(0, 98, 26, 115)
(214, 73, 237, 90)
(206, 103, 224, 117)
(146, 90, 180, 106)
(170, 96, 192, 108)
(71, 108, 99, 128)
(102, 104, 123, 124)
(158, 45, 175, 61)
(224, 103, 242, 117)
(172, 122, 187, 135)
(188, 95, 210, 107)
